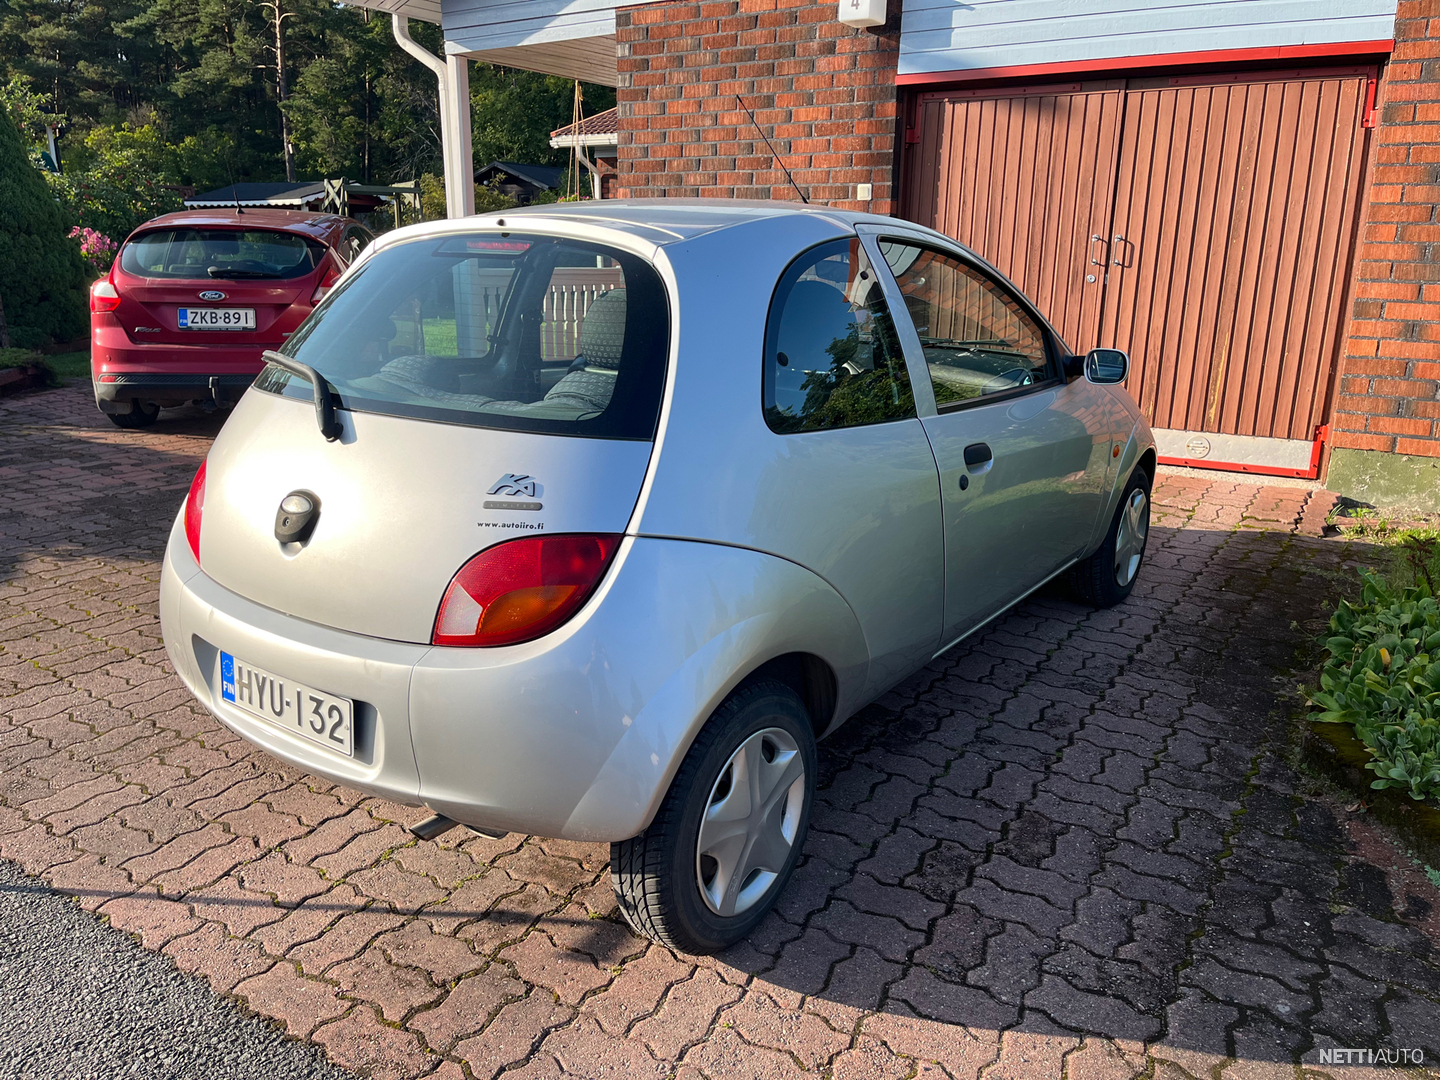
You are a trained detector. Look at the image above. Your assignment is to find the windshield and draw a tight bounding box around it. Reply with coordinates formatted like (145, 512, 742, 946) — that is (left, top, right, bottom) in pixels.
(262, 232, 671, 440)
(121, 228, 326, 280)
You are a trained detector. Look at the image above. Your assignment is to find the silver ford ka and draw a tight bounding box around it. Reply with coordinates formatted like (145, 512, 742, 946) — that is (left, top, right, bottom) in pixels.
(160, 201, 1155, 953)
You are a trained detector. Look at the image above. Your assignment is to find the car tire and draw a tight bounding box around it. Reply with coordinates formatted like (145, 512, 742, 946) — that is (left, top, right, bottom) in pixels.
(108, 401, 160, 429)
(1071, 466, 1151, 608)
(611, 679, 816, 954)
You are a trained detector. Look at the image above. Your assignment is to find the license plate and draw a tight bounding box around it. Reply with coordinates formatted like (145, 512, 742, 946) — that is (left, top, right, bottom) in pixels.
(179, 307, 256, 330)
(219, 652, 353, 757)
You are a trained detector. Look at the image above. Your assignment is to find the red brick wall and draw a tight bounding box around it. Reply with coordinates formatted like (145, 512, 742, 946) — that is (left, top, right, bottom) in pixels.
(613, 0, 900, 212)
(1332, 0, 1440, 459)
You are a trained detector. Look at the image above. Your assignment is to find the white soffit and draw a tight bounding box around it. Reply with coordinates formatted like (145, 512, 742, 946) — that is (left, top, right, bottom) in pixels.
(344, 0, 443, 26)
(460, 35, 621, 86)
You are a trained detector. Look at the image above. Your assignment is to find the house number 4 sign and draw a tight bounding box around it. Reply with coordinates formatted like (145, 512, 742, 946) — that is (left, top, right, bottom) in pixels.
(839, 0, 886, 27)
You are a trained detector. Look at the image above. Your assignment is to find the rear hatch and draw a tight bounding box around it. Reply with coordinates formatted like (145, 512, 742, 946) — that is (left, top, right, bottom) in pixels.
(199, 392, 654, 642)
(115, 226, 325, 348)
(117, 280, 313, 349)
(194, 226, 671, 643)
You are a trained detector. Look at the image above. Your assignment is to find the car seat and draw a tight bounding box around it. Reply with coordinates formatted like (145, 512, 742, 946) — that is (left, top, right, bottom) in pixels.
(369, 289, 629, 420)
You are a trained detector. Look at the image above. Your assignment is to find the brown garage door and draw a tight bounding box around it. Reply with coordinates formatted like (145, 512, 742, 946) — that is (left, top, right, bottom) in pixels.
(903, 69, 1374, 467)
(905, 82, 1125, 357)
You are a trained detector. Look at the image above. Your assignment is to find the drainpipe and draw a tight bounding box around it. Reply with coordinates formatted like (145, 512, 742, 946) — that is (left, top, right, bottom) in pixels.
(391, 15, 474, 218)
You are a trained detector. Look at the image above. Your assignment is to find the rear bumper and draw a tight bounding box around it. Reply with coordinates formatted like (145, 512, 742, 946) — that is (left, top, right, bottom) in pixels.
(161, 514, 428, 805)
(94, 372, 258, 411)
(91, 321, 272, 408)
(159, 515, 868, 842)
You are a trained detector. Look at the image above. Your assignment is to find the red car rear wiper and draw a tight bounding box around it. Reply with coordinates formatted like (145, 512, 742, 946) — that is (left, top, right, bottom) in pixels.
(207, 267, 281, 279)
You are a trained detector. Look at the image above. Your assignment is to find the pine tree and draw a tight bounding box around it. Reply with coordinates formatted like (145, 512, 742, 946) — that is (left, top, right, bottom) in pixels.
(0, 111, 87, 347)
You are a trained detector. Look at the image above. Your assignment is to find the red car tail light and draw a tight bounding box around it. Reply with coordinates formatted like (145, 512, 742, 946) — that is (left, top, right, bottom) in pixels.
(432, 534, 621, 647)
(311, 265, 341, 305)
(183, 460, 206, 564)
(90, 274, 121, 314)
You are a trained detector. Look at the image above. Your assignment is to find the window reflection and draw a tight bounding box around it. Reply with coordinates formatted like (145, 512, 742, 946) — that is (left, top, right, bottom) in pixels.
(764, 239, 915, 433)
(879, 243, 1050, 407)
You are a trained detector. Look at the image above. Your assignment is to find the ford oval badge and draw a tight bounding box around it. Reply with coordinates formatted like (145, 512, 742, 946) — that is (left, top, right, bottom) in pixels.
(199, 290, 226, 301)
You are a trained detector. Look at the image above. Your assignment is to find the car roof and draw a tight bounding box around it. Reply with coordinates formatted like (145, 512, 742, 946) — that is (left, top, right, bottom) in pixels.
(392, 198, 958, 249)
(129, 208, 350, 244)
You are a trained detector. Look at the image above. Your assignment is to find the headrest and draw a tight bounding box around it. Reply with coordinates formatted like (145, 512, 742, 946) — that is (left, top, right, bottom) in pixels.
(579, 288, 627, 370)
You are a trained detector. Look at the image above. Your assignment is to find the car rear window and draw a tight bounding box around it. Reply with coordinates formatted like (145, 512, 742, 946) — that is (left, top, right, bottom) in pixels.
(121, 228, 326, 280)
(261, 232, 671, 441)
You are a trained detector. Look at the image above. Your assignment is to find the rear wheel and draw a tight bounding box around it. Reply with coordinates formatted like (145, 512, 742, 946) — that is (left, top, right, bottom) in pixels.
(1071, 467, 1151, 608)
(611, 680, 815, 954)
(108, 401, 160, 429)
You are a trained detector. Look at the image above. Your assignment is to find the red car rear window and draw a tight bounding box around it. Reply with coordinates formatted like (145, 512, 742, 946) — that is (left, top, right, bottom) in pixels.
(120, 228, 326, 281)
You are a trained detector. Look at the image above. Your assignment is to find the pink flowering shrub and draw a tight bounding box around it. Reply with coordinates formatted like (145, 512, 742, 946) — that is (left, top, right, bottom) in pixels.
(69, 226, 118, 276)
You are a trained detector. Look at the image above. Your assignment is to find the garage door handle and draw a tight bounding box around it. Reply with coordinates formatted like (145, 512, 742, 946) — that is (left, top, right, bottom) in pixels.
(1089, 234, 1110, 266)
(963, 442, 993, 469)
(1112, 234, 1134, 268)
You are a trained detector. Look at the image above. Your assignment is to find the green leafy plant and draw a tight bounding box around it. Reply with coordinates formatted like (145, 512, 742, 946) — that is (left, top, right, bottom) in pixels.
(44, 123, 185, 241)
(1395, 533, 1440, 594)
(0, 105, 88, 347)
(0, 348, 62, 387)
(1309, 571, 1440, 802)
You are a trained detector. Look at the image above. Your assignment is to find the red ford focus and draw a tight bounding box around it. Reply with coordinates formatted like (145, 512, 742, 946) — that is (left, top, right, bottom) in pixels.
(90, 209, 373, 428)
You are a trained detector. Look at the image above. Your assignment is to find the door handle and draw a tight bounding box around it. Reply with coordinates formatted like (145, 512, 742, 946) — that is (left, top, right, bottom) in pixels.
(963, 442, 993, 473)
(1112, 234, 1134, 267)
(1089, 234, 1110, 267)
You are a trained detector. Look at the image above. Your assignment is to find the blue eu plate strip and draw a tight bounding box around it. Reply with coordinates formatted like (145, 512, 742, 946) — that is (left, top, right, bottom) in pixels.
(220, 651, 236, 702)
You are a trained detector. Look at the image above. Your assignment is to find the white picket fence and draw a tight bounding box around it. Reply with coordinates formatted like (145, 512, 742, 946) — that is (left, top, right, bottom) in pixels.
(542, 269, 624, 361)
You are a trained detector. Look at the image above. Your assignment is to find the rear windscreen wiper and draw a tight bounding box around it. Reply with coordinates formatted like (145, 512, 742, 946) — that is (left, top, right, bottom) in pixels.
(208, 268, 281, 279)
(262, 350, 343, 441)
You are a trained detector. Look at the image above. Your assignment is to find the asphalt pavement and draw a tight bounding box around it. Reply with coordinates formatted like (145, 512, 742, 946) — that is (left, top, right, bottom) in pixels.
(0, 859, 358, 1080)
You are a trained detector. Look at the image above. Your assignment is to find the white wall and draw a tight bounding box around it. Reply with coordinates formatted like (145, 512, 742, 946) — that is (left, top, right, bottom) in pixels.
(899, 0, 1399, 78)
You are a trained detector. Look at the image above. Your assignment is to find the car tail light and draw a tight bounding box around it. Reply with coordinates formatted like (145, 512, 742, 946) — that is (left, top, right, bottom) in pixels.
(183, 460, 206, 564)
(432, 534, 621, 647)
(310, 265, 341, 305)
(91, 273, 121, 314)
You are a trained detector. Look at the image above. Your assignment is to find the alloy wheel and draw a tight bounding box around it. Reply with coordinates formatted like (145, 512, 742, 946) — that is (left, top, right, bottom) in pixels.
(695, 727, 806, 917)
(1113, 488, 1149, 587)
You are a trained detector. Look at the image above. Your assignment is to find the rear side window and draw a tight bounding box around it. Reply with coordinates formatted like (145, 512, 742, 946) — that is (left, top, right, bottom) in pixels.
(763, 238, 914, 434)
(342, 226, 373, 264)
(265, 233, 670, 441)
(121, 229, 325, 280)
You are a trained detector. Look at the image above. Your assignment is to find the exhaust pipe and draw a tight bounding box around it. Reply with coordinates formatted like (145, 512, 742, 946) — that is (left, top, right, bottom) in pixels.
(409, 813, 458, 840)
(409, 812, 506, 841)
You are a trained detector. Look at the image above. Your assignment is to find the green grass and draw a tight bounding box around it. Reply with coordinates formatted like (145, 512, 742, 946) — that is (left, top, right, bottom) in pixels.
(0, 347, 90, 388)
(45, 351, 92, 380)
(0, 347, 42, 370)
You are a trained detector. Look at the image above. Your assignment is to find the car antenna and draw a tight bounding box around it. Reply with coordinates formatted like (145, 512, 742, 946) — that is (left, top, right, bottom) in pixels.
(225, 154, 244, 215)
(736, 95, 808, 204)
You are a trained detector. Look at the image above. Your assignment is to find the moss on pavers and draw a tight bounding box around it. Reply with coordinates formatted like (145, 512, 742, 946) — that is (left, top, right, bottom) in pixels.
(1300, 720, 1440, 870)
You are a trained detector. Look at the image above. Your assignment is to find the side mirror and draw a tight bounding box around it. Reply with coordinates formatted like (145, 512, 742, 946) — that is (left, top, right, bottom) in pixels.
(1085, 348, 1128, 384)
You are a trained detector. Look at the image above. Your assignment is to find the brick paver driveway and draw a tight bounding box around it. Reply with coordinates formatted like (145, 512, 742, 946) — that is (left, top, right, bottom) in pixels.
(3, 386, 1439, 1080)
